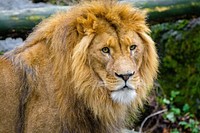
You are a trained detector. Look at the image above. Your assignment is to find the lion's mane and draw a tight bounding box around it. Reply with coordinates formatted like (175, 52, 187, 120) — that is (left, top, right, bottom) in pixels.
(0, 1, 158, 133)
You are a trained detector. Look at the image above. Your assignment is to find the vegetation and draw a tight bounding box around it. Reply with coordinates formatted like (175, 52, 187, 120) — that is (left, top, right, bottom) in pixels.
(132, 19, 200, 133)
(146, 1, 200, 24)
(133, 84, 200, 133)
(151, 19, 200, 115)
(130, 18, 200, 133)
(160, 90, 200, 133)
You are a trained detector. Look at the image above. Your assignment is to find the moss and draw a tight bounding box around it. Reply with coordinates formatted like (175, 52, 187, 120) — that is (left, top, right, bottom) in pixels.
(26, 16, 45, 21)
(151, 19, 200, 114)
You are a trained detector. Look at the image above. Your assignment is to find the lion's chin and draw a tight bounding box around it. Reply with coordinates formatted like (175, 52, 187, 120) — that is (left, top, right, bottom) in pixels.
(111, 88, 136, 105)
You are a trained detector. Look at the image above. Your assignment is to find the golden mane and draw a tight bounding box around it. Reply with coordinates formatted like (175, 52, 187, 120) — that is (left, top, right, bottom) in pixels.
(0, 1, 158, 132)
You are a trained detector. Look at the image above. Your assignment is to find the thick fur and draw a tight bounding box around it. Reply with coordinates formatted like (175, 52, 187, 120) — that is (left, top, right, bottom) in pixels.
(0, 1, 158, 133)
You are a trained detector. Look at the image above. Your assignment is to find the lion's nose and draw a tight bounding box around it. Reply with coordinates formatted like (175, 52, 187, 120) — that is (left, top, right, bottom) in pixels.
(115, 72, 134, 81)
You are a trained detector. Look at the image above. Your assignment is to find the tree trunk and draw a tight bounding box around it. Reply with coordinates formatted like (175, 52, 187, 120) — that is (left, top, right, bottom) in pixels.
(0, 6, 70, 39)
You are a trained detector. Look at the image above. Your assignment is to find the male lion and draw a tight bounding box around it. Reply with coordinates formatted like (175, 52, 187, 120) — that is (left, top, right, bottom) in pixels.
(0, 1, 158, 133)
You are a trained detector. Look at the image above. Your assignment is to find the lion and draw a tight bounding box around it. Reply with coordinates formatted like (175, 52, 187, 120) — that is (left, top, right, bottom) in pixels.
(0, 1, 158, 133)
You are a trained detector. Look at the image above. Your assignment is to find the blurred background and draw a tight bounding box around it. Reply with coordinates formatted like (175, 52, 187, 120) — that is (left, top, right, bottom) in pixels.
(0, 0, 200, 132)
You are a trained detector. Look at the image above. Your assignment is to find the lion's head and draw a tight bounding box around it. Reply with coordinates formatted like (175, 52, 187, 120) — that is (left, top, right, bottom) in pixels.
(19, 0, 159, 131)
(68, 1, 158, 106)
(86, 30, 153, 105)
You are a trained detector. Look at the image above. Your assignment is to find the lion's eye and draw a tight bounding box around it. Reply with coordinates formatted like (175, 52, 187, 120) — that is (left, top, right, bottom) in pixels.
(102, 47, 110, 54)
(130, 45, 137, 51)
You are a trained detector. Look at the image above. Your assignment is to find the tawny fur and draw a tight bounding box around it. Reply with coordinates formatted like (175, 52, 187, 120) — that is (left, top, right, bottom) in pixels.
(0, 1, 158, 133)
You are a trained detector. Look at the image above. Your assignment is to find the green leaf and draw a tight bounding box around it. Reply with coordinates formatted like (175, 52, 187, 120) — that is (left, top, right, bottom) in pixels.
(184, 124, 191, 129)
(192, 128, 199, 133)
(178, 121, 188, 126)
(166, 112, 176, 123)
(171, 108, 181, 115)
(171, 128, 180, 133)
(183, 103, 190, 112)
(190, 114, 195, 118)
(163, 98, 170, 104)
(189, 119, 195, 125)
(179, 121, 188, 126)
(171, 91, 180, 98)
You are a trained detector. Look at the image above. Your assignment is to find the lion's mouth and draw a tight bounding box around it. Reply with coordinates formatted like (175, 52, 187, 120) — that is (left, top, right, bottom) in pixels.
(111, 85, 135, 92)
(110, 85, 137, 104)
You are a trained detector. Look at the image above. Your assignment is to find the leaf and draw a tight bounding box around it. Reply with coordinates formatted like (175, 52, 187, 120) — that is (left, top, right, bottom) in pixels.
(171, 91, 180, 98)
(166, 112, 176, 123)
(189, 119, 196, 128)
(163, 98, 170, 104)
(189, 119, 195, 125)
(183, 103, 190, 112)
(171, 128, 180, 133)
(171, 108, 181, 115)
(190, 114, 195, 118)
(192, 128, 199, 133)
(179, 121, 188, 126)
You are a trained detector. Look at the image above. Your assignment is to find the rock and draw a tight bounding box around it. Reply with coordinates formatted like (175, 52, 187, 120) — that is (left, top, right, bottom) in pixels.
(0, 0, 52, 10)
(0, 38, 23, 52)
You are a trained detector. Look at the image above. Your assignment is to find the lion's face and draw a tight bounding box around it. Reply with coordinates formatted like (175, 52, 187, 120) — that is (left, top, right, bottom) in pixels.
(88, 28, 145, 105)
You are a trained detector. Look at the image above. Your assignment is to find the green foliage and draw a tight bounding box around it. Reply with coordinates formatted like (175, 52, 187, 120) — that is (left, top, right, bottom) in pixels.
(147, 1, 200, 24)
(161, 91, 200, 133)
(0, 52, 4, 55)
(132, 0, 200, 24)
(139, 0, 199, 9)
(171, 128, 180, 133)
(151, 19, 200, 114)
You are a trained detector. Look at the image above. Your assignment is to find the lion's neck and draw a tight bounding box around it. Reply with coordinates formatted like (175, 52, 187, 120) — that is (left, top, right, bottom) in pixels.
(63, 98, 126, 133)
(59, 85, 127, 133)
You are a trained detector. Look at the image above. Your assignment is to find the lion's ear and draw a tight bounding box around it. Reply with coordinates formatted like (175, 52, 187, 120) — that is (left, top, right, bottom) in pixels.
(76, 13, 98, 35)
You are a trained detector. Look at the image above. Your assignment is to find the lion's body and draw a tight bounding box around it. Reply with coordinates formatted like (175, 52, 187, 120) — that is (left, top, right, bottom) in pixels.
(0, 44, 62, 133)
(0, 1, 158, 133)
